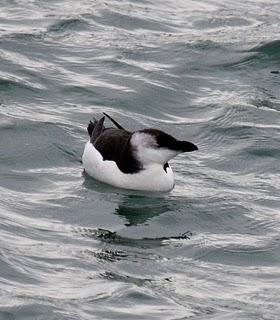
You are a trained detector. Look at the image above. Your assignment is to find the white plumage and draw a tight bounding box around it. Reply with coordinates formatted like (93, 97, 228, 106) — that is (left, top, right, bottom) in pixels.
(82, 141, 175, 192)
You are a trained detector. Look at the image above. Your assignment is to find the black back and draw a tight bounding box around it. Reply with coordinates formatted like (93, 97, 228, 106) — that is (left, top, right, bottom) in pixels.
(94, 129, 141, 174)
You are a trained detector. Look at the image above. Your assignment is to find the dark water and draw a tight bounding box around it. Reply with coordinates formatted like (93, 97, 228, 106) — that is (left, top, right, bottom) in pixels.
(1, 0, 280, 319)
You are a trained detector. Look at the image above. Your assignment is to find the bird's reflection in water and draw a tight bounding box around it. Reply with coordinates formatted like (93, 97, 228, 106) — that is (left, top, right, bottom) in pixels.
(82, 174, 192, 244)
(83, 172, 176, 227)
(115, 194, 176, 226)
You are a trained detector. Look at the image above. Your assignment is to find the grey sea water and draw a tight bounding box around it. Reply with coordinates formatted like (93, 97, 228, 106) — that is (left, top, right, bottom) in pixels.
(0, 0, 280, 319)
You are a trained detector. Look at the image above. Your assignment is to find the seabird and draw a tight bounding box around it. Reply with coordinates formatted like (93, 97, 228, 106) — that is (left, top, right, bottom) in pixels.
(82, 113, 198, 192)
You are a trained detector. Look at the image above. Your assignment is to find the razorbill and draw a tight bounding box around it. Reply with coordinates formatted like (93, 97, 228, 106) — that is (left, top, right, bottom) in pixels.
(82, 113, 198, 192)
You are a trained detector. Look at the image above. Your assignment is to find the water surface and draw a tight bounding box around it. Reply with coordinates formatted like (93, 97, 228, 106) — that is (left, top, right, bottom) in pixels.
(0, 0, 280, 319)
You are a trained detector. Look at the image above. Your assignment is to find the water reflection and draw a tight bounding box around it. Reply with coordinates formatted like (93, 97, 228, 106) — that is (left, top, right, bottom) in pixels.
(83, 172, 176, 226)
(81, 176, 193, 247)
(115, 195, 173, 226)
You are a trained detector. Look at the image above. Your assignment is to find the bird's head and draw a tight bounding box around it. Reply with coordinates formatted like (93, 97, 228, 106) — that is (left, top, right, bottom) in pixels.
(130, 129, 198, 166)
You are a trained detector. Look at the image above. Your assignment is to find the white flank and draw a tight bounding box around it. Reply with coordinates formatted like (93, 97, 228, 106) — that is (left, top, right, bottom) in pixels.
(82, 141, 174, 192)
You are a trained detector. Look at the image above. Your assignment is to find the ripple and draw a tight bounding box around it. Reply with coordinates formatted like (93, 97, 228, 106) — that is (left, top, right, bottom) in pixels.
(193, 17, 253, 30)
(47, 18, 90, 34)
(251, 40, 280, 57)
(92, 8, 177, 32)
(76, 227, 192, 249)
(0, 304, 61, 320)
(0, 73, 45, 91)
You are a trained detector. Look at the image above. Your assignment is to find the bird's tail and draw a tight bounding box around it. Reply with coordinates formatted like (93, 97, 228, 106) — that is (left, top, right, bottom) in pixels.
(87, 117, 106, 143)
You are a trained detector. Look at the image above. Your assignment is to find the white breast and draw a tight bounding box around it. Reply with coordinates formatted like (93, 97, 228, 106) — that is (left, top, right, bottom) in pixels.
(82, 141, 175, 192)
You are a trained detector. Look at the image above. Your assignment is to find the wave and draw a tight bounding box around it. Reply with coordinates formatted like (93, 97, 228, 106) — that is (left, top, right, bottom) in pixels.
(47, 17, 90, 34)
(0, 76, 44, 91)
(251, 40, 280, 57)
(92, 9, 177, 32)
(76, 227, 192, 248)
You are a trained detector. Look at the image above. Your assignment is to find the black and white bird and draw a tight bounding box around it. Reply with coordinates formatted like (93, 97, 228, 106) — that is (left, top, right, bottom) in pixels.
(82, 113, 198, 192)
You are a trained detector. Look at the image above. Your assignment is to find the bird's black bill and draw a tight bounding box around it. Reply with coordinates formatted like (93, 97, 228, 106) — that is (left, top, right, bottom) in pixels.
(179, 141, 198, 152)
